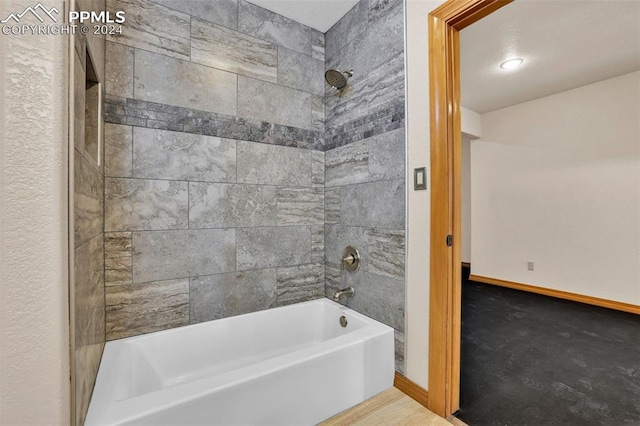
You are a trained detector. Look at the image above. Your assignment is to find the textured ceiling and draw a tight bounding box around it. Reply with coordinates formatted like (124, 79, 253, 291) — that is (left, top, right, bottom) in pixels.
(246, 0, 360, 32)
(461, 0, 640, 113)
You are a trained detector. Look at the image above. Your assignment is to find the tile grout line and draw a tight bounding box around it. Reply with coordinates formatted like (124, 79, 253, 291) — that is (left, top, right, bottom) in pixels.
(103, 176, 328, 188)
(187, 274, 191, 325)
(186, 179, 190, 230)
(131, 46, 136, 101)
(129, 123, 134, 180)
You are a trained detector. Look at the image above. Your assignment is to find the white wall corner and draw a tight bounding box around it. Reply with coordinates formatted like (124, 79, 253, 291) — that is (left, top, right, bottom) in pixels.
(462, 106, 482, 139)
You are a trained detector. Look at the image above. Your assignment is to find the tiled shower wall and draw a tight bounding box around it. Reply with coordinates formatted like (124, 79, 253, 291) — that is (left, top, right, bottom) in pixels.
(323, 0, 406, 374)
(103, 0, 326, 340)
(72, 0, 106, 422)
(102, 0, 406, 373)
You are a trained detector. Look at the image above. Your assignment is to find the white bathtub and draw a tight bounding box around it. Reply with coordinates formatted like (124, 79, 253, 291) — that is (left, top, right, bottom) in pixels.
(85, 298, 395, 425)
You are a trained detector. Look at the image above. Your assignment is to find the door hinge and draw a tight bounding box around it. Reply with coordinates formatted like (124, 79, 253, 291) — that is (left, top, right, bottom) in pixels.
(446, 235, 453, 247)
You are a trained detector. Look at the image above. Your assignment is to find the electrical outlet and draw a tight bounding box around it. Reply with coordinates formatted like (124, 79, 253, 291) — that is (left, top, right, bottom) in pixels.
(527, 261, 534, 271)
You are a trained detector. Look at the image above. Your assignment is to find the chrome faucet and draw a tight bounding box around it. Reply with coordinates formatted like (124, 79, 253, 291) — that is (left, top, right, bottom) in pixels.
(333, 286, 355, 302)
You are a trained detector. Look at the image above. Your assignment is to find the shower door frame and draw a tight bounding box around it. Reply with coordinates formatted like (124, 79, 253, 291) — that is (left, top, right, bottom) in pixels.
(427, 0, 513, 418)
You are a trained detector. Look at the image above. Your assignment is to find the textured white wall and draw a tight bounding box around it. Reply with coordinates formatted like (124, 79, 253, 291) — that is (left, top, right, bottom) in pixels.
(472, 71, 640, 304)
(405, 0, 443, 389)
(461, 108, 481, 264)
(0, 1, 70, 423)
(461, 106, 482, 139)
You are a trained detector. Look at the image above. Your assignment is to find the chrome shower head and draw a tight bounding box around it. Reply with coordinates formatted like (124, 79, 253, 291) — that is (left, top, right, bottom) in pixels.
(325, 69, 354, 90)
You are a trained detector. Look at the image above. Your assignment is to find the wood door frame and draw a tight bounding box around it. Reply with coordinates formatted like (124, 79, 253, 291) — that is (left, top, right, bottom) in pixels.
(427, 0, 513, 417)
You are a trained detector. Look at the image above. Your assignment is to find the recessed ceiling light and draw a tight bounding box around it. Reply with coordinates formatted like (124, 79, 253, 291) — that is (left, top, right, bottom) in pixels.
(500, 58, 524, 70)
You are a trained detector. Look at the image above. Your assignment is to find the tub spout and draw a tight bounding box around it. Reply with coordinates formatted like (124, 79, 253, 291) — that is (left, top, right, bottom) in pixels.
(333, 287, 355, 302)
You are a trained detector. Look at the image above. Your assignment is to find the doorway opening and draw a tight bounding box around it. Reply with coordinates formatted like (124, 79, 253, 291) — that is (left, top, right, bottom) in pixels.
(428, 0, 640, 423)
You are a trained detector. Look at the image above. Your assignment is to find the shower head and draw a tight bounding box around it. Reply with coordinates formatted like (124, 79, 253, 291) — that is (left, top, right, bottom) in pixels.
(325, 69, 354, 90)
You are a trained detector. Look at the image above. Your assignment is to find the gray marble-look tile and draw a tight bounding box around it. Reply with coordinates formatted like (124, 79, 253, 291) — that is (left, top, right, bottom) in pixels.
(341, 270, 404, 331)
(311, 94, 324, 131)
(238, 76, 321, 131)
(324, 72, 370, 132)
(105, 231, 132, 254)
(325, 139, 369, 187)
(277, 47, 324, 96)
(369, 228, 405, 279)
(74, 150, 103, 247)
(341, 179, 405, 229)
(133, 127, 236, 182)
(369, 0, 404, 23)
(324, 187, 341, 224)
(189, 182, 276, 228)
(325, 0, 368, 60)
(75, 343, 103, 426)
(133, 229, 236, 283)
(326, 3, 403, 77)
(74, 29, 86, 72)
(394, 329, 405, 374)
(73, 53, 85, 152)
(191, 18, 277, 83)
(325, 98, 405, 150)
(325, 265, 341, 295)
(366, 50, 405, 112)
(105, 232, 132, 286)
(74, 233, 105, 348)
(324, 266, 404, 332)
(190, 269, 277, 323)
(106, 0, 190, 60)
(84, 80, 100, 166)
(73, 232, 103, 426)
(311, 150, 325, 187)
(149, 0, 238, 29)
(369, 128, 405, 181)
(105, 254, 132, 287)
(77, 1, 106, 79)
(105, 178, 188, 232)
(236, 140, 311, 186)
(105, 41, 134, 98)
(276, 187, 324, 226)
(106, 278, 189, 340)
(311, 29, 325, 61)
(325, 225, 369, 270)
(237, 226, 311, 270)
(365, 1, 405, 70)
(238, 0, 311, 55)
(105, 123, 132, 177)
(311, 225, 325, 263)
(276, 263, 325, 306)
(135, 49, 237, 116)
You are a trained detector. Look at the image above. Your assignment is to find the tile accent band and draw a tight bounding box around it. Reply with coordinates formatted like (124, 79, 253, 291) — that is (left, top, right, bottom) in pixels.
(105, 95, 324, 151)
(325, 99, 405, 151)
(105, 96, 405, 152)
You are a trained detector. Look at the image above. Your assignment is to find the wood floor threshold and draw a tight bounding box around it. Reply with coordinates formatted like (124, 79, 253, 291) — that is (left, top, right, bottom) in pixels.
(394, 372, 429, 407)
(469, 274, 640, 315)
(319, 387, 450, 426)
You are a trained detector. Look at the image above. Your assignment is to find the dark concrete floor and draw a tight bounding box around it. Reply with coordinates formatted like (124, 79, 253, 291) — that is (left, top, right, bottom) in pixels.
(457, 270, 640, 426)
